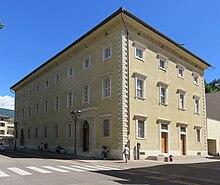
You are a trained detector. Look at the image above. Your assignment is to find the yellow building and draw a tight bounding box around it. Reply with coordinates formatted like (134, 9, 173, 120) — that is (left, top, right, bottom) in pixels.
(11, 8, 211, 160)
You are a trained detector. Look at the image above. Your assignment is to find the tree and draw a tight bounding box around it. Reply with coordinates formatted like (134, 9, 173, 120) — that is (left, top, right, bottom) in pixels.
(205, 79, 220, 93)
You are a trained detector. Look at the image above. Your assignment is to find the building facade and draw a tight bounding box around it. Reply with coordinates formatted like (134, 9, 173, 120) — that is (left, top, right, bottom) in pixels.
(11, 8, 210, 159)
(206, 92, 220, 156)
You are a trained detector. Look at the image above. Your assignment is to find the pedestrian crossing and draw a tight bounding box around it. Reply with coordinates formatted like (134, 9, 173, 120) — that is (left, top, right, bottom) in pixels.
(0, 164, 121, 178)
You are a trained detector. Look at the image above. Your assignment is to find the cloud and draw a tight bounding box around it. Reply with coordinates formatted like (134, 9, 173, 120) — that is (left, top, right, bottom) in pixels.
(0, 95, 14, 110)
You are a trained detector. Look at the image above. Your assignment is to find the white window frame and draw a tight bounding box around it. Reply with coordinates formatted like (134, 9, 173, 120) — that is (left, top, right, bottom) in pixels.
(157, 53, 168, 71)
(103, 119, 110, 138)
(102, 44, 112, 61)
(192, 72, 199, 86)
(195, 126, 201, 143)
(134, 115, 147, 140)
(82, 84, 90, 105)
(67, 67, 73, 78)
(157, 82, 169, 106)
(177, 64, 185, 79)
(67, 91, 73, 108)
(193, 95, 200, 114)
(83, 56, 91, 70)
(134, 41, 146, 61)
(177, 89, 186, 111)
(54, 95, 60, 111)
(102, 77, 111, 98)
(133, 72, 147, 100)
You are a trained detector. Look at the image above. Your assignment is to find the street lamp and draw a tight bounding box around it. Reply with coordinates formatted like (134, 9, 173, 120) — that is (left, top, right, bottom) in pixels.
(14, 122, 18, 150)
(70, 110, 81, 158)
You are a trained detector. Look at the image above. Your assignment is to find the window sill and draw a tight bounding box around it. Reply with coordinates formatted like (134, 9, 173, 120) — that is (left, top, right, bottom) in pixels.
(102, 96, 111, 100)
(135, 56, 145, 62)
(135, 96, 146, 101)
(178, 76, 185, 79)
(178, 108, 186, 111)
(160, 103, 168, 107)
(103, 56, 111, 61)
(193, 83, 199, 86)
(194, 112, 200, 115)
(159, 67, 167, 72)
(136, 137, 146, 140)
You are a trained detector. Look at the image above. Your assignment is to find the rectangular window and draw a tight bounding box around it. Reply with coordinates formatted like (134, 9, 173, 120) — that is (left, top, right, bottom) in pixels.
(0, 130, 5, 135)
(83, 57, 90, 69)
(35, 128, 38, 138)
(135, 48, 143, 59)
(22, 109, 25, 118)
(196, 128, 201, 143)
(67, 91, 73, 108)
(36, 104, 39, 115)
(137, 79, 143, 98)
(29, 90, 32, 96)
(54, 96, 60, 111)
(44, 127, 47, 138)
(36, 85, 40, 93)
(180, 127, 186, 133)
(103, 45, 111, 60)
(177, 64, 185, 78)
(161, 124, 168, 130)
(27, 129, 31, 139)
(45, 80, 49, 88)
(82, 85, 90, 104)
(44, 100, 49, 113)
(178, 90, 186, 110)
(55, 74, 60, 84)
(179, 94, 184, 109)
(0, 123, 5, 127)
(193, 73, 199, 85)
(54, 125, 58, 138)
(137, 120, 145, 139)
(103, 119, 110, 137)
(67, 67, 73, 77)
(103, 78, 111, 98)
(28, 106, 32, 117)
(158, 82, 169, 106)
(195, 99, 199, 114)
(67, 124, 72, 138)
(160, 87, 166, 105)
(159, 59, 166, 69)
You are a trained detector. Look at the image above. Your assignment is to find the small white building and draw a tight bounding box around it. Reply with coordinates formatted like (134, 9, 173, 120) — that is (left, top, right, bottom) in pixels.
(206, 92, 220, 156)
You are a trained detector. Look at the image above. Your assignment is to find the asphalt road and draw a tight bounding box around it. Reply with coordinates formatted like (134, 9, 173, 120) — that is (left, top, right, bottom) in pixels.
(0, 150, 220, 185)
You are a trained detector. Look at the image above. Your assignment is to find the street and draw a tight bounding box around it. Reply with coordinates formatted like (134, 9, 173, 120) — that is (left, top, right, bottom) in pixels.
(0, 150, 220, 185)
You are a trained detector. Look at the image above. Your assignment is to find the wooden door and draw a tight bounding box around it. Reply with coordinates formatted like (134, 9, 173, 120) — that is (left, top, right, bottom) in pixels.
(180, 134, 186, 155)
(161, 132, 168, 153)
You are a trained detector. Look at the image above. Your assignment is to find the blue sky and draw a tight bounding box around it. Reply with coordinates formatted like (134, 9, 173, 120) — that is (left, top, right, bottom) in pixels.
(1, 0, 220, 109)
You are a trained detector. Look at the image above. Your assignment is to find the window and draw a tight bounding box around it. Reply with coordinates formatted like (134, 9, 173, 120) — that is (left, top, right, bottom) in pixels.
(22, 109, 25, 118)
(195, 128, 201, 143)
(180, 126, 186, 133)
(133, 72, 147, 100)
(102, 45, 111, 60)
(136, 120, 145, 139)
(36, 104, 39, 115)
(193, 72, 199, 85)
(178, 89, 186, 110)
(55, 74, 60, 84)
(27, 129, 30, 139)
(158, 82, 169, 106)
(103, 119, 110, 137)
(35, 128, 38, 138)
(83, 56, 90, 69)
(103, 78, 111, 98)
(28, 106, 32, 117)
(54, 96, 60, 111)
(0, 130, 5, 135)
(29, 89, 32, 96)
(82, 85, 90, 105)
(45, 80, 49, 88)
(36, 84, 40, 92)
(67, 67, 73, 77)
(54, 125, 58, 138)
(67, 91, 73, 108)
(44, 127, 48, 138)
(134, 41, 146, 61)
(177, 64, 185, 78)
(44, 99, 49, 113)
(157, 53, 168, 71)
(67, 124, 72, 138)
(193, 96, 200, 114)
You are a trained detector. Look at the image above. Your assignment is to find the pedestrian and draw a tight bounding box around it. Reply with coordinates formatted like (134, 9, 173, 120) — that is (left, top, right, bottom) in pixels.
(44, 142, 48, 151)
(38, 143, 43, 152)
(123, 145, 129, 163)
(102, 146, 109, 159)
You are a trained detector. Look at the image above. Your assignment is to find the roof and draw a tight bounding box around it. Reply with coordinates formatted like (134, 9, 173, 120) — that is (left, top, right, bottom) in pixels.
(10, 7, 211, 90)
(206, 92, 220, 121)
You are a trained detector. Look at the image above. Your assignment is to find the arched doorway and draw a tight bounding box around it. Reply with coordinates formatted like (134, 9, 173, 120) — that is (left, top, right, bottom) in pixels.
(20, 129, 24, 146)
(83, 121, 89, 152)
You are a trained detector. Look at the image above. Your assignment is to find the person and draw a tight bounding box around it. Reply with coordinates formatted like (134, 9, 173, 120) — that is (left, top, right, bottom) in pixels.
(102, 146, 109, 159)
(55, 146, 62, 153)
(44, 142, 48, 151)
(38, 143, 43, 152)
(123, 145, 130, 163)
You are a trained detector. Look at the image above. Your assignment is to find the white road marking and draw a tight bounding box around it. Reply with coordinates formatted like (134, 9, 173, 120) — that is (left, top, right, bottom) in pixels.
(58, 166, 84, 172)
(94, 165, 121, 171)
(8, 167, 32, 176)
(71, 165, 97, 171)
(0, 171, 9, 177)
(26, 166, 52, 174)
(42, 166, 70, 172)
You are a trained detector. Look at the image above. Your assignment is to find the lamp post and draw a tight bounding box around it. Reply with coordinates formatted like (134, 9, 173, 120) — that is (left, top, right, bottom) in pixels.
(70, 110, 81, 158)
(14, 122, 18, 150)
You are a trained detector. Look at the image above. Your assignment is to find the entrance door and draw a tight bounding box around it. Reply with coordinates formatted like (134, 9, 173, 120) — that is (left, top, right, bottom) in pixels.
(83, 121, 89, 152)
(180, 134, 186, 155)
(161, 132, 168, 153)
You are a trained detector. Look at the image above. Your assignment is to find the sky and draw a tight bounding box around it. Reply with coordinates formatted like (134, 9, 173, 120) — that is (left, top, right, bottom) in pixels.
(1, 0, 220, 110)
